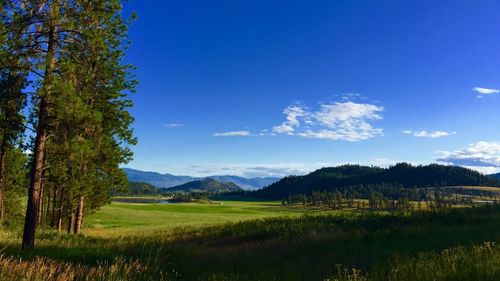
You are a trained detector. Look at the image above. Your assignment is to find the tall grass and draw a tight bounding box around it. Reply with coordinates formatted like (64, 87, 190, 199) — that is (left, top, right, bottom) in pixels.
(329, 242, 500, 281)
(0, 256, 166, 281)
(0, 205, 499, 280)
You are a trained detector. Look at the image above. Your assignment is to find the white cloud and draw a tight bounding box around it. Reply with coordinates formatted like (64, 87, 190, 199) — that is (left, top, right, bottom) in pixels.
(403, 130, 456, 138)
(464, 166, 500, 175)
(181, 159, 420, 177)
(473, 87, 499, 95)
(273, 101, 384, 141)
(272, 123, 295, 134)
(213, 130, 251, 137)
(130, 159, 432, 179)
(436, 141, 500, 173)
(298, 128, 383, 141)
(272, 105, 308, 135)
(163, 123, 185, 128)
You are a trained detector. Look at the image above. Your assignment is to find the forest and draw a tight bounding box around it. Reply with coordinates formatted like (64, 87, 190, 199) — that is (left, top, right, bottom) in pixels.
(254, 163, 500, 199)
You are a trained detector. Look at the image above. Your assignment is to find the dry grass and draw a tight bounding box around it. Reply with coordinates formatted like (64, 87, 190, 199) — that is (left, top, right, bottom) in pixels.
(445, 186, 500, 193)
(0, 255, 166, 281)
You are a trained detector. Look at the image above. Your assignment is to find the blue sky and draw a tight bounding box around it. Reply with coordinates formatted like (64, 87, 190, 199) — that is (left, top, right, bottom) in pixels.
(121, 0, 500, 177)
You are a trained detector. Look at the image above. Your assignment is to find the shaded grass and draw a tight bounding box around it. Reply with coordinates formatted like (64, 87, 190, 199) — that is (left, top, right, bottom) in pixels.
(148, 206, 500, 280)
(327, 242, 500, 281)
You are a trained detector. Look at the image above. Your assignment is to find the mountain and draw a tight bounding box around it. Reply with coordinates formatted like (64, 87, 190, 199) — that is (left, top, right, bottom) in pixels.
(208, 175, 278, 190)
(166, 178, 243, 193)
(123, 168, 196, 188)
(123, 168, 279, 190)
(254, 163, 500, 199)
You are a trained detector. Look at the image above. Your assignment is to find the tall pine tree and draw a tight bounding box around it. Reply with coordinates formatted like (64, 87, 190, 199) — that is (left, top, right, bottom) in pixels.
(1, 0, 136, 249)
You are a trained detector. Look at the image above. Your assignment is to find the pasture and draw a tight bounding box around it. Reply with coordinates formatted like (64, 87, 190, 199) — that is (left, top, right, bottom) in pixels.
(84, 200, 313, 236)
(0, 200, 499, 280)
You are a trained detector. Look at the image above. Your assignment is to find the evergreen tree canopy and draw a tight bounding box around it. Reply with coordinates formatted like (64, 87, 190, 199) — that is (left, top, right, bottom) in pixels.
(0, 0, 136, 249)
(254, 163, 500, 199)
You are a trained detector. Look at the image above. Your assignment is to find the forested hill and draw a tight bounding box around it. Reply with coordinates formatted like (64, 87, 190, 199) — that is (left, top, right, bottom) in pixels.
(489, 173, 500, 180)
(166, 178, 243, 193)
(116, 182, 160, 196)
(254, 163, 500, 199)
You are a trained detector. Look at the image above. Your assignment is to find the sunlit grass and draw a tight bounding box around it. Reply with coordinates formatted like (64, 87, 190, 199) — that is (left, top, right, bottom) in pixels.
(84, 200, 320, 237)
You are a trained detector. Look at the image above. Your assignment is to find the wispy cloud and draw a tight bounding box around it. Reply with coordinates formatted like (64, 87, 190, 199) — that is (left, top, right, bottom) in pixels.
(272, 101, 384, 141)
(272, 105, 308, 135)
(131, 159, 426, 178)
(187, 159, 415, 177)
(163, 123, 185, 128)
(473, 87, 499, 95)
(403, 130, 456, 138)
(188, 163, 312, 177)
(436, 141, 500, 173)
(213, 130, 251, 137)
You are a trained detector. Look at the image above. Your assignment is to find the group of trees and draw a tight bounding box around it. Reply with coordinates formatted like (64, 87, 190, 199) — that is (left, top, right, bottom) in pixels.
(0, 0, 136, 249)
(0, 68, 28, 225)
(256, 163, 500, 199)
(281, 185, 417, 212)
(113, 182, 160, 197)
(282, 186, 499, 212)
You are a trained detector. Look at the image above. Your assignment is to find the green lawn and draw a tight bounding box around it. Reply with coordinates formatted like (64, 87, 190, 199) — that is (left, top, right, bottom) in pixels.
(84, 200, 314, 236)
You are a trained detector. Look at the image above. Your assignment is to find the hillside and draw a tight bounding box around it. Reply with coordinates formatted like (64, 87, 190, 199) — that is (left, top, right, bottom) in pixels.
(489, 173, 500, 180)
(123, 168, 196, 188)
(166, 178, 244, 193)
(127, 182, 160, 196)
(255, 163, 500, 199)
(123, 168, 278, 190)
(112, 181, 160, 196)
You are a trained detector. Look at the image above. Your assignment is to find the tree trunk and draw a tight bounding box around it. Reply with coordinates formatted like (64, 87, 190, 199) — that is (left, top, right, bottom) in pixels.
(74, 196, 84, 234)
(67, 211, 75, 235)
(37, 181, 44, 225)
(57, 217, 62, 232)
(50, 186, 58, 228)
(45, 184, 51, 226)
(22, 116, 48, 249)
(0, 137, 7, 219)
(22, 18, 57, 249)
(56, 185, 65, 232)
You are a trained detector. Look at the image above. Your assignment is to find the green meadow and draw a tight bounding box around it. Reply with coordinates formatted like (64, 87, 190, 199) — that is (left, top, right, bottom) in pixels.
(1, 200, 500, 280)
(84, 200, 310, 236)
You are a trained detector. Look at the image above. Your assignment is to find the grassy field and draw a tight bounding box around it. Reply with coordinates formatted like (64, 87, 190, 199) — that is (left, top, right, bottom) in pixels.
(446, 186, 500, 192)
(1, 200, 500, 280)
(444, 186, 500, 195)
(84, 200, 314, 236)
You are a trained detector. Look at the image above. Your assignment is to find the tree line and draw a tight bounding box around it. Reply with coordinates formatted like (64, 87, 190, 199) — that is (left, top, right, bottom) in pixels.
(0, 0, 136, 249)
(282, 186, 498, 212)
(255, 163, 500, 199)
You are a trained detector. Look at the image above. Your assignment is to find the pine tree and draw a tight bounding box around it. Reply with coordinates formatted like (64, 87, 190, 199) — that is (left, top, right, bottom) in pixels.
(0, 71, 26, 219)
(1, 0, 136, 249)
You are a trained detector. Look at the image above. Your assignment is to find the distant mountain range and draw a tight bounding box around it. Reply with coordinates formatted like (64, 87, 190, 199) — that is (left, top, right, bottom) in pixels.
(254, 163, 500, 199)
(123, 168, 279, 190)
(166, 178, 243, 193)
